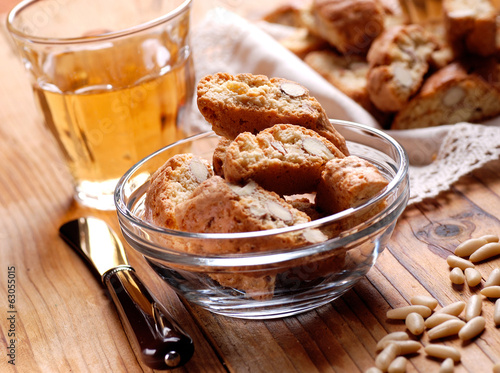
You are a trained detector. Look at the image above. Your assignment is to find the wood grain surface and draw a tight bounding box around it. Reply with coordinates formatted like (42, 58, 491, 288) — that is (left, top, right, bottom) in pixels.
(2, 1, 500, 372)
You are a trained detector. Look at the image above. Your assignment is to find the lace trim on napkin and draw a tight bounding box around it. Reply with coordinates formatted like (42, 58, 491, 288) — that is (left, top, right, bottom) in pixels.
(191, 8, 500, 206)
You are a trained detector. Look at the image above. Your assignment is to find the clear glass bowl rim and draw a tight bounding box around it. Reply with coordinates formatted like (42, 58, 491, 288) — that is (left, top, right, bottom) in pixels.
(114, 119, 409, 244)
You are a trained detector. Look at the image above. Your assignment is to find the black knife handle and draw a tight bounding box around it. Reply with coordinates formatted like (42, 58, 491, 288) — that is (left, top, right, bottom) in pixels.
(104, 268, 194, 370)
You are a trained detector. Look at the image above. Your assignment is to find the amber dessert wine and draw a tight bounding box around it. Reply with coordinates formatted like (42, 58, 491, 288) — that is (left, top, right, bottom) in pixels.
(34, 39, 194, 207)
(7, 0, 194, 210)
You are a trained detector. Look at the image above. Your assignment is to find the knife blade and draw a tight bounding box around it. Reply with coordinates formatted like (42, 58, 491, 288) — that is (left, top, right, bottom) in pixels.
(59, 217, 194, 370)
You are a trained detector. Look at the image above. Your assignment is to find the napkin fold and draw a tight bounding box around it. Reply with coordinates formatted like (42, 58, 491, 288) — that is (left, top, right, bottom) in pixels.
(190, 8, 500, 205)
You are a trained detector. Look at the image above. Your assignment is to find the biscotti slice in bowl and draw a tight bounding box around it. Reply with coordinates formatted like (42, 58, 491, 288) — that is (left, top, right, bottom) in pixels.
(144, 154, 213, 230)
(222, 123, 344, 195)
(391, 60, 500, 129)
(196, 72, 349, 155)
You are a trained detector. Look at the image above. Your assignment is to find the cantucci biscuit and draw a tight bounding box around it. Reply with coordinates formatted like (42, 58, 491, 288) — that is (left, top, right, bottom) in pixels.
(196, 72, 349, 155)
(223, 123, 345, 195)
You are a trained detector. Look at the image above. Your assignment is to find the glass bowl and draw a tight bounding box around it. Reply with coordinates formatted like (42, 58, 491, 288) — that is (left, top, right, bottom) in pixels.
(115, 120, 409, 319)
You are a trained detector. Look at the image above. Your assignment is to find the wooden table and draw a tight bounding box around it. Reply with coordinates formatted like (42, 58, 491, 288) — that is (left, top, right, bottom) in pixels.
(2, 1, 500, 372)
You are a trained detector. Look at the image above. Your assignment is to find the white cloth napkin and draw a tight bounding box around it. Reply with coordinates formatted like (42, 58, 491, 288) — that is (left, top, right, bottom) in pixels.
(190, 8, 500, 205)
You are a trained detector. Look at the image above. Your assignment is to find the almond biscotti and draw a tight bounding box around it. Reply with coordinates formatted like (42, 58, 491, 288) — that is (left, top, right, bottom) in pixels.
(366, 24, 439, 112)
(222, 123, 345, 196)
(196, 72, 349, 155)
(307, 0, 385, 55)
(392, 60, 500, 129)
(316, 155, 389, 215)
(144, 154, 213, 229)
(443, 0, 497, 57)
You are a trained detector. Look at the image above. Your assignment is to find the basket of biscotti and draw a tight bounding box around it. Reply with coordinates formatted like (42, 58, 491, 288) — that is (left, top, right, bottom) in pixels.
(263, 0, 500, 129)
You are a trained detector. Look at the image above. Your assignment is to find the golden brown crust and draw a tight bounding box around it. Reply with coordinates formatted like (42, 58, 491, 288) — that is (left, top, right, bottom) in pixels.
(196, 72, 350, 155)
(212, 137, 231, 178)
(310, 0, 385, 55)
(443, 0, 497, 57)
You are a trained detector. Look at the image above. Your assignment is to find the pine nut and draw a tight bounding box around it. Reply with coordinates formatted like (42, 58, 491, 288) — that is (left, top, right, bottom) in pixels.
(446, 255, 474, 270)
(393, 340, 422, 355)
(377, 340, 422, 356)
(424, 344, 461, 362)
(425, 313, 460, 329)
(458, 316, 485, 341)
(454, 237, 488, 257)
(494, 299, 500, 326)
(435, 301, 466, 317)
(386, 305, 432, 320)
(365, 368, 383, 373)
(450, 267, 465, 284)
(480, 286, 500, 298)
(439, 357, 455, 373)
(465, 294, 482, 321)
(480, 234, 499, 243)
(427, 319, 465, 340)
(375, 343, 399, 371)
(485, 268, 500, 287)
(464, 267, 482, 287)
(376, 332, 409, 351)
(410, 295, 438, 310)
(406, 312, 425, 336)
(493, 363, 500, 373)
(388, 356, 407, 373)
(469, 242, 500, 262)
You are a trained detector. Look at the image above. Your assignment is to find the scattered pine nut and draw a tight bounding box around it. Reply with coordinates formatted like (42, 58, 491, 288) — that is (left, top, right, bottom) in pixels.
(485, 268, 500, 287)
(376, 332, 409, 352)
(454, 237, 488, 257)
(375, 343, 399, 372)
(406, 312, 425, 336)
(392, 340, 421, 355)
(469, 243, 500, 263)
(425, 313, 460, 329)
(439, 357, 455, 373)
(494, 299, 500, 326)
(387, 356, 407, 373)
(427, 319, 466, 340)
(435, 301, 466, 317)
(458, 316, 486, 341)
(464, 268, 482, 287)
(386, 305, 432, 320)
(446, 255, 475, 270)
(480, 286, 500, 298)
(480, 234, 499, 243)
(465, 294, 482, 321)
(424, 344, 461, 362)
(410, 295, 438, 310)
(450, 267, 465, 285)
(365, 368, 383, 373)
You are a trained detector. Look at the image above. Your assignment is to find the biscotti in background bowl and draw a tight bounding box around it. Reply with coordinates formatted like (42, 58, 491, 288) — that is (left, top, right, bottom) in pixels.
(263, 0, 500, 130)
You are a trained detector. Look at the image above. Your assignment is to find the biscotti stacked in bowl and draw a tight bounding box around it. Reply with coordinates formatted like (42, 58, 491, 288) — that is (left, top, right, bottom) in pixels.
(115, 73, 409, 319)
(265, 0, 500, 129)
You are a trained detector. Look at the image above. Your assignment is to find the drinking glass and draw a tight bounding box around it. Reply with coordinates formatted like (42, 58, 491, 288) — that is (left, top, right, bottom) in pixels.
(7, 0, 195, 210)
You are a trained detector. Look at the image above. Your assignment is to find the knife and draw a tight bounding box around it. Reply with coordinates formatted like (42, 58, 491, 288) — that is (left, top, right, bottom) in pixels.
(59, 217, 194, 370)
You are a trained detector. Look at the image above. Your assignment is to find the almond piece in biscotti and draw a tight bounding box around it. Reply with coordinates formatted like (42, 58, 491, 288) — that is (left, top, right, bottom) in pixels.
(280, 82, 307, 97)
